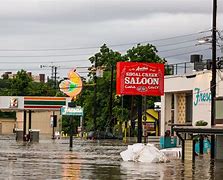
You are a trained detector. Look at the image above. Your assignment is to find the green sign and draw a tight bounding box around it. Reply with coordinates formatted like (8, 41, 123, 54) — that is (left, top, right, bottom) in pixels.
(194, 88, 211, 106)
(61, 106, 83, 116)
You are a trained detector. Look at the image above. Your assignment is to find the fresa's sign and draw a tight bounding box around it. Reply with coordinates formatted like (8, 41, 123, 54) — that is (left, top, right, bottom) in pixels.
(116, 62, 164, 96)
(61, 106, 83, 116)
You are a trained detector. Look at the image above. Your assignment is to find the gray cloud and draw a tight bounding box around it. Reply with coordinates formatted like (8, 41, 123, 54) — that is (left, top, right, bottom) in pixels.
(0, 0, 222, 77)
(0, 0, 220, 23)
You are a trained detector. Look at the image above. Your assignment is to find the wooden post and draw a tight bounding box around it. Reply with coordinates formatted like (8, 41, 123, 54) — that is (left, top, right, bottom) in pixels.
(28, 110, 32, 141)
(23, 110, 27, 141)
(69, 116, 73, 151)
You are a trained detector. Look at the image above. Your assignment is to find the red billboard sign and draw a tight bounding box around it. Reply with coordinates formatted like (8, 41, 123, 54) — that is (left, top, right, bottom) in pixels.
(116, 62, 164, 96)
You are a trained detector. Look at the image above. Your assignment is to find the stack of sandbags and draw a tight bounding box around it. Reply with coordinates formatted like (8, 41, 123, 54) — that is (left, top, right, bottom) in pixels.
(120, 143, 169, 163)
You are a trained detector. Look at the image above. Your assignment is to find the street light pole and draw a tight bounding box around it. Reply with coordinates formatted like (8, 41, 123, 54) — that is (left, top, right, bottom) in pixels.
(93, 56, 98, 131)
(211, 0, 217, 159)
(109, 64, 114, 131)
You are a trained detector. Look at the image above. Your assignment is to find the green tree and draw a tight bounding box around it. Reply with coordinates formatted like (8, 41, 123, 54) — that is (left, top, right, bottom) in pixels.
(76, 43, 166, 136)
(8, 70, 59, 96)
(124, 43, 165, 63)
(0, 79, 11, 96)
(10, 70, 33, 96)
(78, 44, 124, 132)
(112, 103, 129, 137)
(124, 43, 165, 136)
(61, 115, 79, 135)
(89, 44, 122, 70)
(26, 81, 57, 96)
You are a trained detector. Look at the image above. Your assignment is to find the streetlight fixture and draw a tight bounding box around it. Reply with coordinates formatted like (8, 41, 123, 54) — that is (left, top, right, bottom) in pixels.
(197, 36, 212, 44)
(197, 31, 222, 47)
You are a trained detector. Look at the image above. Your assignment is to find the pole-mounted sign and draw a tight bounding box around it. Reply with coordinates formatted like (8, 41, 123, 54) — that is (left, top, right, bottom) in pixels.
(116, 62, 164, 96)
(61, 106, 84, 116)
(59, 69, 83, 151)
(59, 69, 83, 100)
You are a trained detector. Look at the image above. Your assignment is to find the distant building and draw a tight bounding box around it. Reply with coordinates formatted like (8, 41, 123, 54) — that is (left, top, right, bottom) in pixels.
(0, 96, 71, 135)
(1, 72, 45, 83)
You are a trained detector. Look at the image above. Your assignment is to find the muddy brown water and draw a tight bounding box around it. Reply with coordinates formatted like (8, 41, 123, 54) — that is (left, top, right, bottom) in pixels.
(0, 135, 223, 180)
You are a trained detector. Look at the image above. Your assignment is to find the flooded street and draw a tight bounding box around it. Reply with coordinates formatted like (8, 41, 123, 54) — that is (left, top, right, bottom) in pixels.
(0, 135, 223, 179)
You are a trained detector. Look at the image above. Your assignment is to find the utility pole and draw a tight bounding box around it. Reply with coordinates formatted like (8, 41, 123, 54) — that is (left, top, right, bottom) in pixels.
(50, 65, 58, 89)
(211, 0, 217, 159)
(52, 66, 58, 139)
(40, 64, 59, 88)
(40, 64, 59, 139)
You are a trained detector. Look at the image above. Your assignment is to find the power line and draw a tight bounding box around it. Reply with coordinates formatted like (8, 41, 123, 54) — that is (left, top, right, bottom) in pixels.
(163, 46, 223, 58)
(158, 45, 198, 53)
(0, 38, 203, 58)
(0, 30, 210, 52)
(0, 53, 93, 58)
(163, 48, 211, 58)
(0, 66, 90, 71)
(155, 38, 198, 47)
(0, 59, 89, 64)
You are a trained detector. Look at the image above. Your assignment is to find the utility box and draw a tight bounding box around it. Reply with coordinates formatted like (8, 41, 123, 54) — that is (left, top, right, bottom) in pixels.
(160, 136, 177, 149)
(15, 129, 23, 141)
(29, 129, 40, 142)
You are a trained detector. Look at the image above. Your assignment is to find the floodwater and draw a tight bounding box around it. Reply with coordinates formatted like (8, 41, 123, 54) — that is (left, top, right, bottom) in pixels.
(0, 135, 223, 180)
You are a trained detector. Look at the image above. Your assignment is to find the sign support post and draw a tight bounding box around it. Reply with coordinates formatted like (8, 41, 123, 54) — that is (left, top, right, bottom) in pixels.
(23, 110, 27, 141)
(61, 105, 84, 150)
(59, 68, 83, 150)
(137, 95, 143, 143)
(52, 112, 55, 140)
(116, 62, 164, 143)
(69, 116, 73, 151)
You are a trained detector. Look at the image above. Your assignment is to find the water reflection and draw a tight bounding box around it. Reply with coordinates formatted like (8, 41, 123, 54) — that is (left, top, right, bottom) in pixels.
(62, 153, 81, 179)
(120, 161, 166, 179)
(0, 136, 223, 179)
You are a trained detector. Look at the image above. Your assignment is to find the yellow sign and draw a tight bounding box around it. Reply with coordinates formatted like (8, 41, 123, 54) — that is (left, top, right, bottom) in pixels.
(59, 69, 83, 100)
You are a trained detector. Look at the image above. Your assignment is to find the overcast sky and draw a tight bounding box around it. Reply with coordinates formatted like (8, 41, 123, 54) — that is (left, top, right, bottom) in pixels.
(0, 0, 222, 78)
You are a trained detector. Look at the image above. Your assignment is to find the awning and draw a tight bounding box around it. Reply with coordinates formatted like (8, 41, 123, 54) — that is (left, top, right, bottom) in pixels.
(173, 125, 223, 134)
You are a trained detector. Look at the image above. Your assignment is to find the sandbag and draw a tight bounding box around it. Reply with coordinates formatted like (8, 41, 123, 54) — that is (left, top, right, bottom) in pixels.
(120, 143, 169, 163)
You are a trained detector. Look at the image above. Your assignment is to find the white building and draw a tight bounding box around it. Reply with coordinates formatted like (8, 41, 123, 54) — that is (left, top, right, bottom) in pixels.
(161, 69, 223, 136)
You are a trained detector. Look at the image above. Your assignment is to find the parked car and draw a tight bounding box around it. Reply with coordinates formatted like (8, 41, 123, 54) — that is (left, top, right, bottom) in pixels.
(87, 131, 120, 140)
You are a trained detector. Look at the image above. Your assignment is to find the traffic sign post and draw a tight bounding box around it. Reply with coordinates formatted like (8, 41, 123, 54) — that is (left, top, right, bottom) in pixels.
(61, 106, 84, 116)
(60, 105, 84, 151)
(59, 69, 83, 151)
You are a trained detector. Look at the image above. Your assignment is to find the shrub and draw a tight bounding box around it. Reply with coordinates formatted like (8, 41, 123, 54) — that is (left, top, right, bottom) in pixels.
(195, 120, 208, 126)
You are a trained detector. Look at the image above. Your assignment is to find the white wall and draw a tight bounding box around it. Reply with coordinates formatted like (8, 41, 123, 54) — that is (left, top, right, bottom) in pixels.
(0, 96, 24, 109)
(16, 110, 61, 134)
(192, 72, 212, 127)
(161, 93, 172, 136)
(162, 70, 222, 128)
(165, 74, 194, 92)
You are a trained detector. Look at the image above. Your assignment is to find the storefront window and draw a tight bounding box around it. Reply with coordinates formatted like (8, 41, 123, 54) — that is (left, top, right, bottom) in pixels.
(186, 91, 193, 123)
